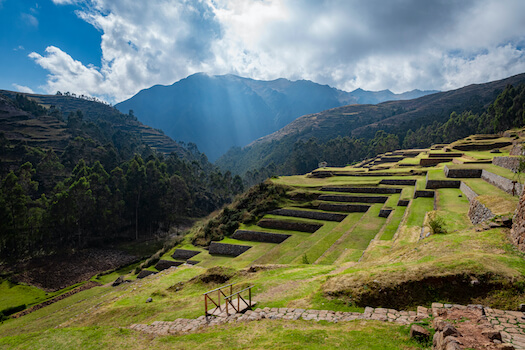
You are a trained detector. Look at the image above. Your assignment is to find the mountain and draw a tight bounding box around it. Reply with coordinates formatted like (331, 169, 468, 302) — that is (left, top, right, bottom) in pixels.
(216, 72, 525, 176)
(115, 73, 436, 160)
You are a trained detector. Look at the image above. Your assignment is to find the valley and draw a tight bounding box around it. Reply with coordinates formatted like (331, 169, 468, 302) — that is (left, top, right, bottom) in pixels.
(2, 125, 525, 349)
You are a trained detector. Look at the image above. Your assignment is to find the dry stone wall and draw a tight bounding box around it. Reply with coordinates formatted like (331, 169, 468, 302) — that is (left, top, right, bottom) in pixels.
(321, 187, 402, 194)
(318, 194, 388, 203)
(511, 191, 525, 253)
(493, 156, 521, 173)
(269, 209, 346, 222)
(380, 179, 417, 186)
(459, 182, 478, 202)
(257, 219, 322, 233)
(426, 180, 461, 189)
(444, 165, 482, 178)
(481, 170, 523, 196)
(318, 203, 370, 212)
(468, 198, 495, 225)
(172, 249, 201, 260)
(208, 242, 252, 256)
(231, 230, 291, 243)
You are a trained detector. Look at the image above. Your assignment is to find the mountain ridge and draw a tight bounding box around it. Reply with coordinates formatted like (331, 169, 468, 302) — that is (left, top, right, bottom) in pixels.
(115, 73, 437, 160)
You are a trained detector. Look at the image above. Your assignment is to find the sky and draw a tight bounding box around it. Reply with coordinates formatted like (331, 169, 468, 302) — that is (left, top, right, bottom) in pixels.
(1, 0, 525, 104)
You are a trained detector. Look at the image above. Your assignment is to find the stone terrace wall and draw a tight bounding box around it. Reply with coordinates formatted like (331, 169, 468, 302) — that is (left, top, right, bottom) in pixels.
(413, 190, 435, 198)
(231, 230, 291, 243)
(380, 179, 417, 186)
(481, 170, 523, 196)
(425, 180, 461, 189)
(420, 158, 453, 167)
(510, 143, 525, 156)
(269, 209, 346, 222)
(511, 190, 525, 252)
(397, 199, 410, 206)
(208, 242, 252, 256)
(172, 249, 201, 260)
(428, 153, 463, 158)
(318, 203, 370, 212)
(257, 219, 323, 233)
(321, 187, 402, 194)
(467, 198, 494, 225)
(453, 141, 512, 151)
(318, 194, 388, 203)
(459, 182, 478, 202)
(493, 156, 520, 173)
(379, 209, 393, 218)
(155, 260, 184, 271)
(444, 165, 482, 178)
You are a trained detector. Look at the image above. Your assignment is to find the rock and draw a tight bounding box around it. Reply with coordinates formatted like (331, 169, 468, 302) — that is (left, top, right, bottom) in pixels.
(146, 297, 153, 303)
(442, 324, 460, 338)
(519, 304, 525, 312)
(496, 344, 515, 350)
(482, 329, 502, 341)
(490, 149, 502, 153)
(112, 276, 124, 287)
(410, 324, 430, 342)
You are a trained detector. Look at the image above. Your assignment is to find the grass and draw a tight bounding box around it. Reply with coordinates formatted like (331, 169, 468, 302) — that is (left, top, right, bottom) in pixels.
(0, 320, 426, 350)
(433, 188, 471, 232)
(380, 207, 407, 240)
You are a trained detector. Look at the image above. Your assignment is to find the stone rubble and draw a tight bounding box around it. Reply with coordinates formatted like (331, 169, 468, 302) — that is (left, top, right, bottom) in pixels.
(129, 303, 525, 349)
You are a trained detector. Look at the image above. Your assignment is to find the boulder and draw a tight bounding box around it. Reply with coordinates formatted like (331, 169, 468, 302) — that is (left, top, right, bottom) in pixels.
(409, 324, 430, 342)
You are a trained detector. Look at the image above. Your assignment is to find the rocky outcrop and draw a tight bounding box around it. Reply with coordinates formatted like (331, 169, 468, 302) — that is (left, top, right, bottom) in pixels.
(511, 191, 525, 253)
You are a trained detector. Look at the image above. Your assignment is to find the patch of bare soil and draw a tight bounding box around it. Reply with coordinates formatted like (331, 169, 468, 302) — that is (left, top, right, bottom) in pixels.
(7, 249, 138, 291)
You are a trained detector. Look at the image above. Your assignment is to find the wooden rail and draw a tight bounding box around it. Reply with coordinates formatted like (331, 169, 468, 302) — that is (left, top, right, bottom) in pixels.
(204, 283, 255, 317)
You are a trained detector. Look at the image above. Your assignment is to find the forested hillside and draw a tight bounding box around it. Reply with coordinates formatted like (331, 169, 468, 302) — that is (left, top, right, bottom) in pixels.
(217, 73, 525, 183)
(0, 93, 244, 262)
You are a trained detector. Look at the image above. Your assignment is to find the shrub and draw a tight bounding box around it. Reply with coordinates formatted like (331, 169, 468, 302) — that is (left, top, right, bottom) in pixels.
(429, 216, 447, 234)
(302, 253, 310, 264)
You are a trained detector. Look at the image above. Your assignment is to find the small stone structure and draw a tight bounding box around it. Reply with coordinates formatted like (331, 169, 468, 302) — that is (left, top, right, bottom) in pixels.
(318, 194, 388, 203)
(208, 242, 252, 257)
(318, 203, 370, 212)
(231, 230, 291, 243)
(154, 260, 184, 271)
(269, 208, 347, 222)
(172, 249, 201, 260)
(380, 179, 417, 186)
(321, 187, 402, 194)
(257, 219, 323, 233)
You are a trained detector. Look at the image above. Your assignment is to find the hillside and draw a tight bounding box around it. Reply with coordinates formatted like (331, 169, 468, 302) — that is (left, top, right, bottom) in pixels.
(2, 128, 525, 349)
(0, 90, 190, 158)
(115, 73, 436, 160)
(216, 72, 525, 176)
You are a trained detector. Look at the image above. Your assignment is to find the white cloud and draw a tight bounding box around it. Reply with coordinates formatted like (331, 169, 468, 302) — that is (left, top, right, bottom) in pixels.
(21, 13, 38, 27)
(30, 0, 525, 102)
(12, 84, 35, 94)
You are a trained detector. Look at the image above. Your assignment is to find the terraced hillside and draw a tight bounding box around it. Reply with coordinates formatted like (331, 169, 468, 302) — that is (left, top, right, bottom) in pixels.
(2, 130, 525, 349)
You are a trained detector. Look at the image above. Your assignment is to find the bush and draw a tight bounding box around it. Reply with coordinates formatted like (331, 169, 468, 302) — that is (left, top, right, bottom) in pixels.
(429, 216, 447, 234)
(302, 253, 310, 264)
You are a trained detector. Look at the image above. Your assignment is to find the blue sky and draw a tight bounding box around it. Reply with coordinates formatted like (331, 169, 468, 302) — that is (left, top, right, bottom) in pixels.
(1, 0, 525, 103)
